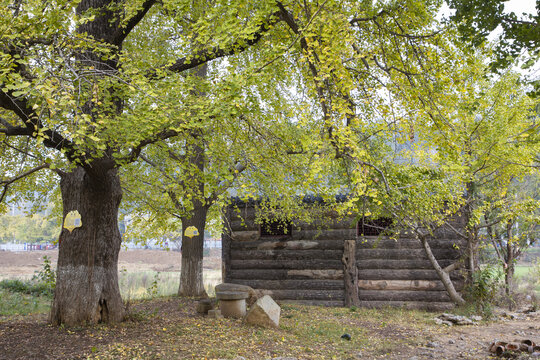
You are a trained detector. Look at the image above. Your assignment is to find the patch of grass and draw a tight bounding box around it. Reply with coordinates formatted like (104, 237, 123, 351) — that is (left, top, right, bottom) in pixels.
(0, 288, 51, 316)
(86, 301, 436, 360)
(119, 270, 178, 300)
(119, 269, 221, 301)
(514, 265, 531, 278)
(0, 278, 54, 297)
(515, 263, 540, 297)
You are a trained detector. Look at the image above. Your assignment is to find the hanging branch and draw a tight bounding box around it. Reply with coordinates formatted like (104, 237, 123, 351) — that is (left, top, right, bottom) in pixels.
(0, 163, 49, 203)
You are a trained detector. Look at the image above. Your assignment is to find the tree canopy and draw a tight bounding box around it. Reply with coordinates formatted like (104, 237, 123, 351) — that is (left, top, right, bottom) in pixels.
(448, 0, 540, 95)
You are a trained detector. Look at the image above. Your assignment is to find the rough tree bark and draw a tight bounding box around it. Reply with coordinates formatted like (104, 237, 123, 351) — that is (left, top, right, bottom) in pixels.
(464, 182, 480, 284)
(50, 166, 124, 325)
(505, 221, 515, 299)
(178, 202, 209, 297)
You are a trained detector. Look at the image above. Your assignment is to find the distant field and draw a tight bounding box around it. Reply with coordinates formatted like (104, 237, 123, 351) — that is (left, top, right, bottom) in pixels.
(119, 269, 221, 300)
(0, 248, 222, 299)
(515, 264, 540, 295)
(515, 265, 531, 278)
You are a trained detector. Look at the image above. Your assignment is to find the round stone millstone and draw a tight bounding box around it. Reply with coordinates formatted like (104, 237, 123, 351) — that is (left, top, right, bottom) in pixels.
(215, 291, 249, 300)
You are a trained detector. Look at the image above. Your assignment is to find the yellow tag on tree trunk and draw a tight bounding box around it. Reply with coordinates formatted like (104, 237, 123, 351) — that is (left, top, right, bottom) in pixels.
(184, 226, 199, 238)
(63, 210, 82, 233)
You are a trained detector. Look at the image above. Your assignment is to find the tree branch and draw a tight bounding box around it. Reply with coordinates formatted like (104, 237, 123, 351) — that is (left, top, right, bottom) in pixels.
(159, 11, 280, 75)
(0, 163, 49, 203)
(121, 129, 180, 164)
(443, 261, 461, 273)
(208, 161, 247, 204)
(0, 90, 79, 160)
(0, 163, 49, 186)
(111, 0, 157, 45)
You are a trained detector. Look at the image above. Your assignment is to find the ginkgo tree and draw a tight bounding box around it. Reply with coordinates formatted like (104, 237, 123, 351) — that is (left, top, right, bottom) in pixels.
(3, 0, 489, 324)
(344, 48, 540, 305)
(119, 0, 457, 300)
(0, 0, 451, 325)
(0, 0, 292, 325)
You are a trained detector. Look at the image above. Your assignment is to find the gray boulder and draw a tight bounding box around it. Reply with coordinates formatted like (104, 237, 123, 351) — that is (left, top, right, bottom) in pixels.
(245, 295, 280, 328)
(196, 298, 215, 314)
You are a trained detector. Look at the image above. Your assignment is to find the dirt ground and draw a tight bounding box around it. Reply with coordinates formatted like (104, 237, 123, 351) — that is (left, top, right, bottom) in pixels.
(0, 250, 539, 359)
(0, 298, 538, 360)
(0, 248, 221, 278)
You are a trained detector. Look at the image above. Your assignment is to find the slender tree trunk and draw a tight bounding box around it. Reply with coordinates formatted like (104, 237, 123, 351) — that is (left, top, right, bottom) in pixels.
(50, 166, 124, 325)
(178, 203, 209, 297)
(419, 235, 466, 306)
(464, 182, 479, 285)
(505, 221, 515, 299)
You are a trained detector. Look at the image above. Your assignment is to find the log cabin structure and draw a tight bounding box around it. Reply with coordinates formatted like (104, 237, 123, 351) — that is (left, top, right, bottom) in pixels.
(222, 197, 466, 311)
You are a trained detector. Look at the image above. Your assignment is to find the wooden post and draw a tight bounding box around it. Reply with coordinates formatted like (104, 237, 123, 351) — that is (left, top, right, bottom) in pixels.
(222, 212, 232, 283)
(342, 239, 360, 307)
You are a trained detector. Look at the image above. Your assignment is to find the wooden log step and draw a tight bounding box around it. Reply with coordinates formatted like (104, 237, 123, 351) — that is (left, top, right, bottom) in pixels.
(230, 249, 343, 260)
(358, 279, 464, 291)
(228, 269, 343, 280)
(278, 299, 345, 307)
(232, 279, 345, 290)
(358, 269, 463, 281)
(229, 230, 260, 242)
(358, 300, 455, 311)
(260, 289, 344, 301)
(357, 259, 457, 270)
(230, 239, 345, 250)
(358, 289, 451, 302)
(230, 259, 343, 270)
(357, 238, 465, 249)
(356, 248, 460, 260)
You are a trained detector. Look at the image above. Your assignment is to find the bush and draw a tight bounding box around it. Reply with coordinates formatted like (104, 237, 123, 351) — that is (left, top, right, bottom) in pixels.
(464, 265, 502, 317)
(32, 255, 56, 289)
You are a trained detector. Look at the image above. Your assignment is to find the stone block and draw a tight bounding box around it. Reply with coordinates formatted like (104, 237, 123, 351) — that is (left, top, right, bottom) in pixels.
(196, 298, 215, 314)
(245, 295, 280, 328)
(208, 309, 223, 319)
(220, 298, 247, 318)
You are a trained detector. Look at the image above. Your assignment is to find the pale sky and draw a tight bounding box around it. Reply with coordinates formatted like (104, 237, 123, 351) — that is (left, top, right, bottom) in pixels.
(504, 0, 537, 15)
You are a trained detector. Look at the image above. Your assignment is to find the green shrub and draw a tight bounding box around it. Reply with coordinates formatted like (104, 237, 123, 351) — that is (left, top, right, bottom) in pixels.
(32, 255, 56, 289)
(0, 279, 54, 297)
(464, 265, 502, 316)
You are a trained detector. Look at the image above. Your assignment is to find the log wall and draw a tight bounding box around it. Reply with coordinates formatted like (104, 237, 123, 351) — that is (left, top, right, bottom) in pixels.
(222, 202, 465, 310)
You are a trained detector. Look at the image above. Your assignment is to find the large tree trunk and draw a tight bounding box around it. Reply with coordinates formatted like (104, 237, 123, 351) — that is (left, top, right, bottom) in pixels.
(177, 62, 209, 298)
(50, 167, 124, 326)
(178, 204, 209, 297)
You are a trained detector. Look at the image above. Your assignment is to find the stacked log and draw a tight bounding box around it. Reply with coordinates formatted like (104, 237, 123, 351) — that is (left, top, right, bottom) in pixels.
(223, 205, 352, 306)
(356, 233, 465, 311)
(222, 203, 465, 309)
